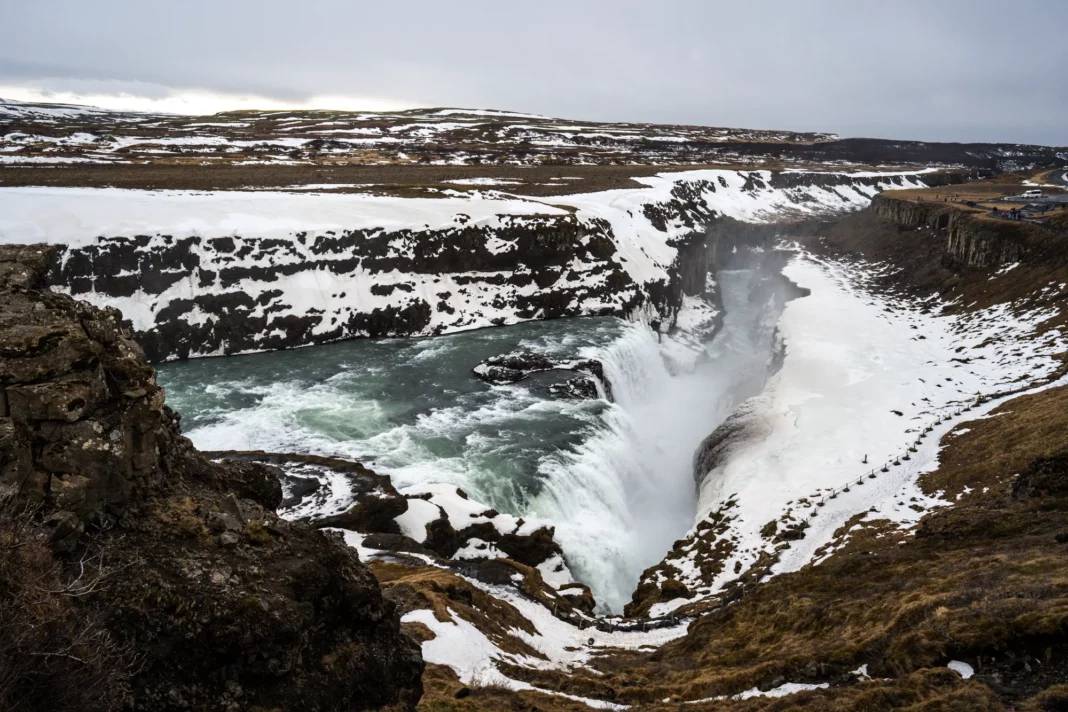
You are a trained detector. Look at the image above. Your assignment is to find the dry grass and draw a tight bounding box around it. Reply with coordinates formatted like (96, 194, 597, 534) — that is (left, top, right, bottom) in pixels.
(372, 561, 546, 659)
(0, 497, 134, 711)
(634, 384, 1068, 703)
(922, 387, 1068, 498)
(406, 379, 1068, 711)
(0, 162, 707, 196)
(0, 161, 970, 197)
(394, 191, 1068, 710)
(888, 170, 1068, 231)
(417, 664, 604, 712)
(892, 170, 1067, 203)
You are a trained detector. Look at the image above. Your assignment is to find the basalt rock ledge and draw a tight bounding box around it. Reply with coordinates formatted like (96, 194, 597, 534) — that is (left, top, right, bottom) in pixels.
(0, 244, 424, 712)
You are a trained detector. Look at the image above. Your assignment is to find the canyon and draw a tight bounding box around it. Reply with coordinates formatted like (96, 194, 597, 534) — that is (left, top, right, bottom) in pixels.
(3, 99, 1068, 712)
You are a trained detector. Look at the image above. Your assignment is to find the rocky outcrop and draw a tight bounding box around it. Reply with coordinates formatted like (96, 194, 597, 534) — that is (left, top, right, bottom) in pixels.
(0, 245, 424, 711)
(0, 244, 168, 520)
(705, 215, 834, 269)
(472, 350, 613, 400)
(871, 193, 1034, 268)
(207, 451, 598, 620)
(213, 451, 412, 533)
(48, 213, 652, 362)
(210, 451, 573, 569)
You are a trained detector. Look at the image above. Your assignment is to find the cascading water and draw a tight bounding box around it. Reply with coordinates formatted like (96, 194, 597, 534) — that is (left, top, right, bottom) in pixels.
(157, 262, 795, 614)
(533, 268, 792, 611)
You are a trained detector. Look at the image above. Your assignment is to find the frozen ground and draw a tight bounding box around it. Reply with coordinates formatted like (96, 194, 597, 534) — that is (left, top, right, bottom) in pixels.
(0, 100, 837, 167)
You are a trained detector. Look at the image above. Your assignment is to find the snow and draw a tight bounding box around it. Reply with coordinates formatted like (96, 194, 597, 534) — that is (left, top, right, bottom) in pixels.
(729, 682, 830, 700)
(399, 483, 524, 536)
(0, 170, 923, 250)
(324, 512, 688, 708)
(948, 660, 975, 679)
(395, 485, 572, 588)
(537, 554, 573, 588)
(994, 262, 1020, 276)
(394, 499, 441, 543)
(664, 250, 1067, 600)
(454, 538, 506, 560)
(0, 169, 927, 362)
(0, 155, 110, 164)
(681, 681, 830, 705)
(547, 169, 926, 292)
(282, 183, 375, 190)
(321, 527, 381, 561)
(0, 187, 567, 247)
(90, 156, 1055, 697)
(448, 177, 523, 186)
(784, 167, 941, 178)
(402, 608, 628, 709)
(0, 99, 117, 120)
(275, 462, 358, 520)
(434, 108, 552, 119)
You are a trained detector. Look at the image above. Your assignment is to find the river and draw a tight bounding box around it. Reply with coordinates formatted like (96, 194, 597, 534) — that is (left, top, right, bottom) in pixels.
(158, 268, 786, 611)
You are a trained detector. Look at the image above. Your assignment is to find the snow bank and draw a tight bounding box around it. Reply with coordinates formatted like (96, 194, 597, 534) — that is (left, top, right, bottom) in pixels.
(660, 252, 1066, 602)
(402, 608, 629, 709)
(0, 186, 565, 248)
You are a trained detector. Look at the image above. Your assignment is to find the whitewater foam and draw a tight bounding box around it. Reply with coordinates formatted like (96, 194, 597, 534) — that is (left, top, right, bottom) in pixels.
(162, 273, 788, 612)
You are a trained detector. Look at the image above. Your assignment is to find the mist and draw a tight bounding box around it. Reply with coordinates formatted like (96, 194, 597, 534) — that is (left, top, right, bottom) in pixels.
(536, 260, 799, 612)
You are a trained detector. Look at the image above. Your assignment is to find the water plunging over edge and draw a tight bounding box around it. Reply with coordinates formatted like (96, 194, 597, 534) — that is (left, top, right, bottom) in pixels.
(157, 261, 798, 613)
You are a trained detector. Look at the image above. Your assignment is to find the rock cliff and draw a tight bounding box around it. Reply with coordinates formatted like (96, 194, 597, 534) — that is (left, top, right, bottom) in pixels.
(15, 169, 936, 363)
(0, 245, 424, 711)
(870, 193, 1037, 268)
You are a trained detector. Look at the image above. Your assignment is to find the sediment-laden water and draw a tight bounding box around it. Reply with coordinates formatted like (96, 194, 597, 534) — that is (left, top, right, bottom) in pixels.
(158, 268, 786, 611)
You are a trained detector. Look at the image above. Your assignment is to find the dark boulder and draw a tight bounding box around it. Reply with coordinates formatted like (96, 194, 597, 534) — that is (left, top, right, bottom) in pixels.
(472, 350, 613, 401)
(0, 245, 424, 711)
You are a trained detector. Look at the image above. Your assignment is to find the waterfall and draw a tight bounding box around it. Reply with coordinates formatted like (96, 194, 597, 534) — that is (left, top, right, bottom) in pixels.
(161, 261, 800, 616)
(533, 268, 791, 612)
(532, 324, 686, 612)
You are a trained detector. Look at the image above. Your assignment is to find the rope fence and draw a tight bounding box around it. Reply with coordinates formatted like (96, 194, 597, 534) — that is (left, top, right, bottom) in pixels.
(798, 364, 1068, 521)
(802, 397, 981, 518)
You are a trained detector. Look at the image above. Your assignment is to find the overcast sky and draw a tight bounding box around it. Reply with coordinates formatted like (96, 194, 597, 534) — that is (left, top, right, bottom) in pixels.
(2, 0, 1066, 145)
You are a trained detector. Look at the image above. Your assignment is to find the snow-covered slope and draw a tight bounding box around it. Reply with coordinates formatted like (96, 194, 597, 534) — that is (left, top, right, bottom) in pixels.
(0, 169, 928, 361)
(631, 251, 1067, 616)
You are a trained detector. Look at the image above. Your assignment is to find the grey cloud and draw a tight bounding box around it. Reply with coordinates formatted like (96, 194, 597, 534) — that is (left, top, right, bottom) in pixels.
(1, 0, 1065, 144)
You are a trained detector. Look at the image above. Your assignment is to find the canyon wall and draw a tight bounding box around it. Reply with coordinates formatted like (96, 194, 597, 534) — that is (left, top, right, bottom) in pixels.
(11, 169, 936, 362)
(49, 213, 647, 362)
(870, 193, 1036, 268)
(0, 245, 424, 710)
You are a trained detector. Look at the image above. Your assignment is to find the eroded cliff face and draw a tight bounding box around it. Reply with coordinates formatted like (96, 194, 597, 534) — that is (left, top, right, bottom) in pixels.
(21, 169, 936, 363)
(48, 214, 650, 362)
(871, 193, 1032, 268)
(0, 245, 424, 711)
